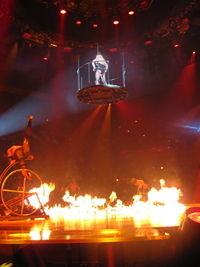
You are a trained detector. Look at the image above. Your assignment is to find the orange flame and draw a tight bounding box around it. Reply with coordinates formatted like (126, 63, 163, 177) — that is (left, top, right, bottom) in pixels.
(29, 179, 186, 227)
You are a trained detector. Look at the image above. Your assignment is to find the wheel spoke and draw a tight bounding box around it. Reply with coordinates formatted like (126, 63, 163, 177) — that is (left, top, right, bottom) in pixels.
(2, 188, 34, 194)
(20, 176, 26, 215)
(1, 168, 44, 216)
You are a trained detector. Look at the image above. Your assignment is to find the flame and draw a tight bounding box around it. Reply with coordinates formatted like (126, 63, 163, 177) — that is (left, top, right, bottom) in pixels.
(28, 182, 55, 208)
(28, 179, 186, 227)
(30, 225, 51, 240)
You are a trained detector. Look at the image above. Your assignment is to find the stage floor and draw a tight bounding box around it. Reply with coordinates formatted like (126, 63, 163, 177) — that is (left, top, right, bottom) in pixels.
(1, 202, 199, 245)
(0, 215, 178, 245)
(1, 205, 198, 266)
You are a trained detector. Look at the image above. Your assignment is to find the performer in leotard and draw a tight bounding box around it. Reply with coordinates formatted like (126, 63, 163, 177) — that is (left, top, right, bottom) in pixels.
(92, 52, 108, 85)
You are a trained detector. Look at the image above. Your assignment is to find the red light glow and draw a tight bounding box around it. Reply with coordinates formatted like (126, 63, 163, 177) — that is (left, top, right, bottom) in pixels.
(76, 20, 82, 25)
(144, 40, 153, 45)
(109, 48, 118, 53)
(92, 24, 98, 28)
(63, 46, 73, 52)
(23, 33, 31, 39)
(140, 0, 149, 9)
(174, 44, 179, 48)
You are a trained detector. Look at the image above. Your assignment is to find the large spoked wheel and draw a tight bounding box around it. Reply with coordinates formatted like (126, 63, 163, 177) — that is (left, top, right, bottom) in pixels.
(1, 168, 44, 216)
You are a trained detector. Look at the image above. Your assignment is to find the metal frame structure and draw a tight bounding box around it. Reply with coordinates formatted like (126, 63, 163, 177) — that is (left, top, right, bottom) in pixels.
(76, 54, 128, 104)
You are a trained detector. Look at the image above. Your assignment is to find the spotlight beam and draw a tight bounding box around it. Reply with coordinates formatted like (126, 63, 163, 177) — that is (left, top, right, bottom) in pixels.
(0, 95, 51, 136)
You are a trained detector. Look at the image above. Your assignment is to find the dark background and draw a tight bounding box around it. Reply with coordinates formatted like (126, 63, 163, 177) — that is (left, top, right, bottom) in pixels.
(0, 0, 200, 203)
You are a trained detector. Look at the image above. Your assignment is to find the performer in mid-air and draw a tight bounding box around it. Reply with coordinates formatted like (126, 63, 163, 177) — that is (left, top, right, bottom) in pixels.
(92, 52, 108, 85)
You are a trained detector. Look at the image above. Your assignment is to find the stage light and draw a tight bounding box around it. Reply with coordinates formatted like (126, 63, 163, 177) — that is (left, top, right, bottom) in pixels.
(60, 9, 66, 15)
(140, 0, 149, 9)
(92, 24, 98, 28)
(128, 10, 135, 15)
(76, 20, 82, 25)
(179, 124, 200, 133)
(109, 47, 118, 53)
(144, 40, 153, 45)
(43, 57, 48, 61)
(50, 43, 58, 47)
(192, 50, 196, 55)
(174, 44, 179, 48)
(63, 46, 73, 52)
(0, 97, 50, 137)
(113, 20, 119, 25)
(23, 32, 31, 39)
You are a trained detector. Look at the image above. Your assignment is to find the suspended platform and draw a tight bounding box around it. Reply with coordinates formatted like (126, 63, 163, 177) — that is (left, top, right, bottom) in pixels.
(77, 85, 128, 104)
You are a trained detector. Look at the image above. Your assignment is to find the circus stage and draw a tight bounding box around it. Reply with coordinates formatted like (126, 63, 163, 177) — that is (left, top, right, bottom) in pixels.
(0, 177, 199, 266)
(0, 206, 199, 267)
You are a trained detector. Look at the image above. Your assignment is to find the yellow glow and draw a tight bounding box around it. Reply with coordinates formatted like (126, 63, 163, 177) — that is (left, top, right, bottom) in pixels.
(74, 105, 101, 140)
(100, 229, 120, 235)
(50, 43, 58, 47)
(27, 178, 186, 229)
(69, 105, 101, 158)
(135, 228, 160, 238)
(91, 104, 112, 175)
(9, 233, 30, 238)
(28, 183, 55, 208)
(29, 225, 52, 240)
(30, 230, 41, 240)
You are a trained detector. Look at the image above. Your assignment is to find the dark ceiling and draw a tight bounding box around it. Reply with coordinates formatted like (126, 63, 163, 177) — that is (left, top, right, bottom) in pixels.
(0, 0, 199, 101)
(0, 0, 198, 99)
(9, 0, 200, 50)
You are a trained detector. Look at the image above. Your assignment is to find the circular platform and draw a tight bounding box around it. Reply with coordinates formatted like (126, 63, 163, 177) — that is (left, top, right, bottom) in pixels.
(77, 85, 128, 104)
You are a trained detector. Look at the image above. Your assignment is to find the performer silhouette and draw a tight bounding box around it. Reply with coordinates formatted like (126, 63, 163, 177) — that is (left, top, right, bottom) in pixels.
(92, 52, 108, 85)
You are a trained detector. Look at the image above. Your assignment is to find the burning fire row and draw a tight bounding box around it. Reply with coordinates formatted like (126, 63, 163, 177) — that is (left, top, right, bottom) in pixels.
(29, 179, 186, 227)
